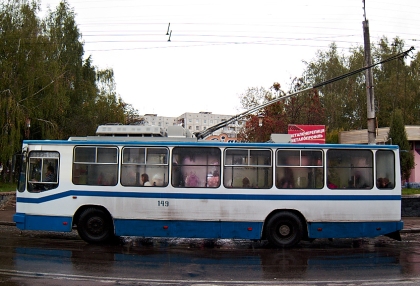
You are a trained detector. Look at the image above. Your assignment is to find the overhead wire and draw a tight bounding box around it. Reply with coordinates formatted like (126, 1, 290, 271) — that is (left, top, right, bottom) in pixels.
(36, 1, 420, 53)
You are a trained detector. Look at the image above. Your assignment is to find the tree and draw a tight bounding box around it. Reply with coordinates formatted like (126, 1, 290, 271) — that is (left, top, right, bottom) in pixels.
(0, 0, 135, 182)
(387, 109, 414, 183)
(301, 43, 369, 131)
(238, 80, 326, 142)
(237, 85, 287, 142)
(0, 0, 42, 166)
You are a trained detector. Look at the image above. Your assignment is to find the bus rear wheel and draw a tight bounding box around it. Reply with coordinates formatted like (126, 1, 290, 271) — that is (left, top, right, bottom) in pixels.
(77, 208, 114, 243)
(266, 212, 303, 248)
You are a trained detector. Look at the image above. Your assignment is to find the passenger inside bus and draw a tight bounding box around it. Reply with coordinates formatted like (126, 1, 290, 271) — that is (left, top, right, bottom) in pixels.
(152, 174, 163, 186)
(207, 170, 220, 187)
(172, 162, 184, 187)
(383, 178, 393, 188)
(378, 177, 394, 189)
(43, 166, 57, 190)
(242, 177, 250, 188)
(278, 167, 295, 188)
(327, 180, 338, 189)
(141, 173, 152, 186)
(185, 173, 199, 187)
(44, 166, 56, 182)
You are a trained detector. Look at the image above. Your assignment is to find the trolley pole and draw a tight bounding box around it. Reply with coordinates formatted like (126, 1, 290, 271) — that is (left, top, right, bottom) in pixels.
(363, 4, 376, 144)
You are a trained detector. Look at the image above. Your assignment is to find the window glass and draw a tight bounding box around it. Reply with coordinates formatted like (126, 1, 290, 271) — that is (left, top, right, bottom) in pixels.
(123, 147, 145, 164)
(172, 147, 221, 188)
(73, 146, 118, 186)
(17, 153, 26, 193)
(121, 147, 169, 187)
(376, 150, 395, 189)
(276, 149, 323, 189)
(97, 148, 118, 163)
(224, 148, 272, 188)
(27, 151, 59, 192)
(74, 147, 96, 163)
(327, 149, 373, 189)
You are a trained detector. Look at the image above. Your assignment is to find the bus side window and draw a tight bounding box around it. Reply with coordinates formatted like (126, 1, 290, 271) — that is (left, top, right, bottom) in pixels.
(172, 147, 221, 188)
(327, 149, 373, 189)
(121, 147, 169, 187)
(376, 150, 395, 189)
(27, 151, 59, 192)
(73, 146, 118, 186)
(275, 149, 323, 189)
(224, 148, 272, 189)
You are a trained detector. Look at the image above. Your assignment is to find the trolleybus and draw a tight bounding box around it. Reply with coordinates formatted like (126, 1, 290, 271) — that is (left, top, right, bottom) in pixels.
(13, 125, 403, 247)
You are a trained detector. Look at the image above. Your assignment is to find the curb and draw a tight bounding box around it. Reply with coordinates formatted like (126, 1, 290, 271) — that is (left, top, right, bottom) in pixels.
(0, 221, 15, 226)
(401, 228, 420, 233)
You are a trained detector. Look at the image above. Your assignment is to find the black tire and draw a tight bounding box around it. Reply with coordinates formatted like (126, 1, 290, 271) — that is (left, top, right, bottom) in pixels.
(266, 212, 304, 248)
(77, 208, 114, 243)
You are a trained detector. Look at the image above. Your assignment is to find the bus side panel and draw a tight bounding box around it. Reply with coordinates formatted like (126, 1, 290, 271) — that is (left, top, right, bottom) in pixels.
(307, 221, 404, 239)
(14, 213, 73, 232)
(114, 219, 263, 239)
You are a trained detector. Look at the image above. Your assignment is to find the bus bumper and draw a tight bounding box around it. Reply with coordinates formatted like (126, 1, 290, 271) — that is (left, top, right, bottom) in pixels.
(14, 213, 73, 232)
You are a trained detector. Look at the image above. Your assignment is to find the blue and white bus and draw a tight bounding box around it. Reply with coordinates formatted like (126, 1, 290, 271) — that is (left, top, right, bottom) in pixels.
(13, 125, 403, 247)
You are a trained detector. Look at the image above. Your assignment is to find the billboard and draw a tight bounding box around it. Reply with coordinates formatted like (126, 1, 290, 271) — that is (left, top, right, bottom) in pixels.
(288, 124, 326, 144)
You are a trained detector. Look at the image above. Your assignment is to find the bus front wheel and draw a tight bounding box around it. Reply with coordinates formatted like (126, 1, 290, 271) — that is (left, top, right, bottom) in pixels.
(77, 208, 114, 243)
(266, 212, 303, 248)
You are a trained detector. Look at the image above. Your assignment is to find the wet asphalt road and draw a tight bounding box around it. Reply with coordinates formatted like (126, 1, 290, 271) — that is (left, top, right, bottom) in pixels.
(1, 225, 420, 285)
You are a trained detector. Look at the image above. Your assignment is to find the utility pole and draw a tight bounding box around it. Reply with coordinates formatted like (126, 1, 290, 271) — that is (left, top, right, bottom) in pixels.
(363, 1, 376, 144)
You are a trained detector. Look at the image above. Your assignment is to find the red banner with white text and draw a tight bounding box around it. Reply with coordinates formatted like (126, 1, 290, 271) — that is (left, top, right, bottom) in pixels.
(288, 124, 326, 144)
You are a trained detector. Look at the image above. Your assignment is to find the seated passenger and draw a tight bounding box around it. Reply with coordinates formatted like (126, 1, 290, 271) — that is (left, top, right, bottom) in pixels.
(377, 177, 384, 188)
(278, 167, 294, 188)
(152, 174, 164, 186)
(44, 165, 57, 190)
(45, 166, 56, 182)
(327, 180, 338, 189)
(382, 178, 393, 189)
(141, 173, 152, 186)
(242, 177, 251, 188)
(185, 173, 199, 187)
(207, 171, 220, 187)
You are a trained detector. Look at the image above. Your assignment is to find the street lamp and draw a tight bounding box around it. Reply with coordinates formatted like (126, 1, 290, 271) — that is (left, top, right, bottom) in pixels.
(258, 113, 264, 127)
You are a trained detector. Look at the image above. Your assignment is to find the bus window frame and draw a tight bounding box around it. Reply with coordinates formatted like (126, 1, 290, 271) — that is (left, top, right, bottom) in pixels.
(72, 146, 118, 186)
(223, 148, 272, 189)
(376, 150, 395, 189)
(121, 146, 169, 187)
(327, 149, 374, 190)
(275, 149, 324, 189)
(171, 147, 221, 188)
(27, 151, 60, 192)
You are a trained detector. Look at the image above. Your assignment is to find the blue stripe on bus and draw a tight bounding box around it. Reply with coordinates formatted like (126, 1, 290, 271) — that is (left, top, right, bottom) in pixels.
(308, 221, 404, 239)
(14, 212, 403, 240)
(114, 219, 263, 239)
(16, 190, 401, 204)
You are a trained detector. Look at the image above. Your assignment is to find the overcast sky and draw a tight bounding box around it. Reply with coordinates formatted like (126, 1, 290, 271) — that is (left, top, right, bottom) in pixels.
(40, 0, 420, 117)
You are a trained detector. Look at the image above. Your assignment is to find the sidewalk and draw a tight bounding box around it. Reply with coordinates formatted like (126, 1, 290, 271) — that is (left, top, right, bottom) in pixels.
(0, 193, 16, 226)
(1, 193, 420, 233)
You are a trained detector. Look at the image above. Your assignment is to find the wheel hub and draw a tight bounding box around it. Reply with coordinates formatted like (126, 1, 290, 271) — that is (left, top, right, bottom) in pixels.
(87, 217, 104, 234)
(279, 224, 291, 236)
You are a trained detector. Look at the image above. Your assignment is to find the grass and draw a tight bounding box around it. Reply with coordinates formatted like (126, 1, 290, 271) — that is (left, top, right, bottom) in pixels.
(0, 182, 16, 193)
(402, 188, 420, 195)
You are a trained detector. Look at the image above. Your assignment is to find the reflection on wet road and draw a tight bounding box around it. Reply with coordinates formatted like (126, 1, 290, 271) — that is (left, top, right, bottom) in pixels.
(1, 227, 420, 285)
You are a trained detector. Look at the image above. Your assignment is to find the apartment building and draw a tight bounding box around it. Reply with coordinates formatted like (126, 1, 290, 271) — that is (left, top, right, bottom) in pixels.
(142, 112, 245, 141)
